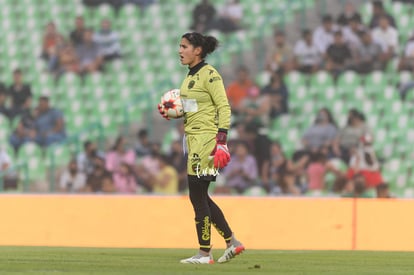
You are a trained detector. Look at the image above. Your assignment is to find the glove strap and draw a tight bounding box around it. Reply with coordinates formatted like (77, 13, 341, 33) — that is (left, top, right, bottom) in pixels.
(216, 128, 228, 145)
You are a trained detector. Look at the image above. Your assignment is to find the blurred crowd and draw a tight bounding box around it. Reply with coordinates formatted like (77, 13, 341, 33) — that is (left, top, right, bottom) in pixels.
(41, 16, 121, 79)
(2, 0, 413, 198)
(57, 129, 186, 195)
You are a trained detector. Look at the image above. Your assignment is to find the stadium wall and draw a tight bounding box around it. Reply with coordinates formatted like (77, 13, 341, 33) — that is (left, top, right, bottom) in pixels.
(0, 195, 412, 251)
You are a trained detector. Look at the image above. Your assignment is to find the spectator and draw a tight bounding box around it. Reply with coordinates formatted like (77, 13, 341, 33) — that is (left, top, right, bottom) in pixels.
(302, 108, 337, 153)
(235, 122, 272, 182)
(151, 154, 178, 195)
(260, 71, 289, 119)
(398, 32, 414, 71)
(306, 151, 343, 193)
(371, 16, 399, 62)
(342, 15, 365, 52)
(8, 69, 32, 119)
(313, 14, 339, 55)
(353, 30, 385, 73)
(70, 16, 86, 46)
(222, 141, 258, 194)
(168, 140, 187, 192)
(113, 162, 139, 194)
(293, 29, 322, 74)
(325, 31, 353, 76)
(376, 183, 392, 198)
(265, 141, 308, 195)
(105, 135, 136, 175)
(341, 173, 372, 198)
(135, 142, 161, 191)
(9, 108, 37, 152)
(33, 96, 66, 147)
(226, 66, 256, 115)
(77, 140, 105, 175)
(41, 21, 65, 66)
(59, 159, 87, 193)
(337, 1, 362, 26)
(211, 0, 243, 33)
(369, 0, 396, 29)
(261, 140, 290, 194)
(333, 109, 371, 163)
(190, 0, 217, 33)
(124, 0, 156, 9)
(0, 146, 19, 190)
(239, 86, 270, 129)
(135, 129, 151, 158)
(76, 28, 103, 75)
(84, 155, 115, 193)
(266, 30, 294, 73)
(56, 42, 80, 75)
(346, 133, 383, 189)
(94, 19, 122, 61)
(0, 85, 11, 120)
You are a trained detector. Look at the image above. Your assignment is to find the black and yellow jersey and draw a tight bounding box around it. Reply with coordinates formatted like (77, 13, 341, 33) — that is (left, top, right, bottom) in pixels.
(180, 62, 231, 135)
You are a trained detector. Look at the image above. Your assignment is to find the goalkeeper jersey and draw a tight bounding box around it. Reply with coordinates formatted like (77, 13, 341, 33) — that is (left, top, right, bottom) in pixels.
(180, 62, 231, 135)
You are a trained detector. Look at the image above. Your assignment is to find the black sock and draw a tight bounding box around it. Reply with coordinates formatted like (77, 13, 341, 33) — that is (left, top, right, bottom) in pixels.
(188, 176, 212, 252)
(207, 196, 233, 242)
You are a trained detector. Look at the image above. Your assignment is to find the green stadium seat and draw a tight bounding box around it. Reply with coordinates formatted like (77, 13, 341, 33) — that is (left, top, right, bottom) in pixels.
(16, 142, 47, 182)
(364, 71, 389, 96)
(336, 70, 362, 95)
(284, 71, 307, 90)
(309, 71, 335, 89)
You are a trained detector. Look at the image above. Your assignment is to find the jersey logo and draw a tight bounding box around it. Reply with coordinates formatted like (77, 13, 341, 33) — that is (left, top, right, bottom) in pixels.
(209, 76, 221, 83)
(209, 69, 214, 75)
(188, 80, 195, 89)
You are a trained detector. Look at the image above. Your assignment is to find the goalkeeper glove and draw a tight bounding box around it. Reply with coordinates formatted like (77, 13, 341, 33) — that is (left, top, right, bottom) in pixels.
(210, 129, 231, 169)
(157, 103, 170, 120)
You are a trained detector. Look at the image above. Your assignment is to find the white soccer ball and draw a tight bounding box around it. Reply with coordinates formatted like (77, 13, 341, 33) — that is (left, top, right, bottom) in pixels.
(160, 89, 184, 119)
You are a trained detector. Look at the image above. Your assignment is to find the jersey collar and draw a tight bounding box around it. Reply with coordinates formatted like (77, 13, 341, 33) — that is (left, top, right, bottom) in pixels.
(188, 61, 207, 76)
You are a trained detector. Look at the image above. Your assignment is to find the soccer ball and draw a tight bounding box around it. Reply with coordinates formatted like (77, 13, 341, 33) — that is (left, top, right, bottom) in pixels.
(160, 89, 184, 119)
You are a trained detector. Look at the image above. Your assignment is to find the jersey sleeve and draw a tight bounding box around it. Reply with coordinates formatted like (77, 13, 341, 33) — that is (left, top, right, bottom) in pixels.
(206, 69, 231, 130)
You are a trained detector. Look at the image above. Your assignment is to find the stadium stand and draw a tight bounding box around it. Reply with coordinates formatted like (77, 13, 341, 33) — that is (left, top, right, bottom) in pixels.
(1, 0, 414, 198)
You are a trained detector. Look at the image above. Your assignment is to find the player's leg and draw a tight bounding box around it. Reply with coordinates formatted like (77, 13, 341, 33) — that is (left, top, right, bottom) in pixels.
(180, 175, 214, 264)
(207, 194, 245, 263)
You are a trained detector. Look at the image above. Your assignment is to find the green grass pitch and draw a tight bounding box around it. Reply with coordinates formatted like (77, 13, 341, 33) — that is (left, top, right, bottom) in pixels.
(0, 247, 414, 274)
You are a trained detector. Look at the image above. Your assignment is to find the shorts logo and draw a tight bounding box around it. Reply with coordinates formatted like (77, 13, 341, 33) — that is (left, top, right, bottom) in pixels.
(191, 153, 201, 173)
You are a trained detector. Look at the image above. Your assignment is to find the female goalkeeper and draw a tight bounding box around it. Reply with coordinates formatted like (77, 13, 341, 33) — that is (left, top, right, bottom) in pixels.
(158, 32, 244, 264)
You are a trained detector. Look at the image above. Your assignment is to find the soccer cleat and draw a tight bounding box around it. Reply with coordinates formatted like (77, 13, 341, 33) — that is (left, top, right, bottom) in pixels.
(180, 253, 214, 264)
(217, 243, 245, 263)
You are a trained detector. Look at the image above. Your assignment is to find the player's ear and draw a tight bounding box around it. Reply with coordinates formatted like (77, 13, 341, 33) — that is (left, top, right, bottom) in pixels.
(194, 46, 202, 57)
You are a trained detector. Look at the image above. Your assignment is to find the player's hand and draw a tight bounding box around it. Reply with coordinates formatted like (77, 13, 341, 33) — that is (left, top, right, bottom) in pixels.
(210, 130, 231, 168)
(157, 103, 170, 120)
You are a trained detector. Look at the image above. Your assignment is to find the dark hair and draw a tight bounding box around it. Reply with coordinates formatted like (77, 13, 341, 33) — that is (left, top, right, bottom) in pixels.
(111, 136, 124, 151)
(322, 14, 333, 23)
(302, 29, 311, 37)
(39, 96, 49, 102)
(373, 0, 383, 9)
(137, 129, 148, 139)
(376, 183, 389, 192)
(13, 68, 22, 75)
(0, 83, 6, 94)
(182, 32, 219, 58)
(317, 107, 337, 128)
(83, 140, 92, 149)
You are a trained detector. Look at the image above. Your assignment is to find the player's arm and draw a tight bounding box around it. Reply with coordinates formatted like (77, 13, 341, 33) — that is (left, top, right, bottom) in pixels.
(206, 70, 231, 130)
(206, 70, 231, 168)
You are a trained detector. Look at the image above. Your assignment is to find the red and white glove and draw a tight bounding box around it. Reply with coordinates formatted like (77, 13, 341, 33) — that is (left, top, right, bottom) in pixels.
(210, 129, 231, 169)
(157, 103, 170, 120)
